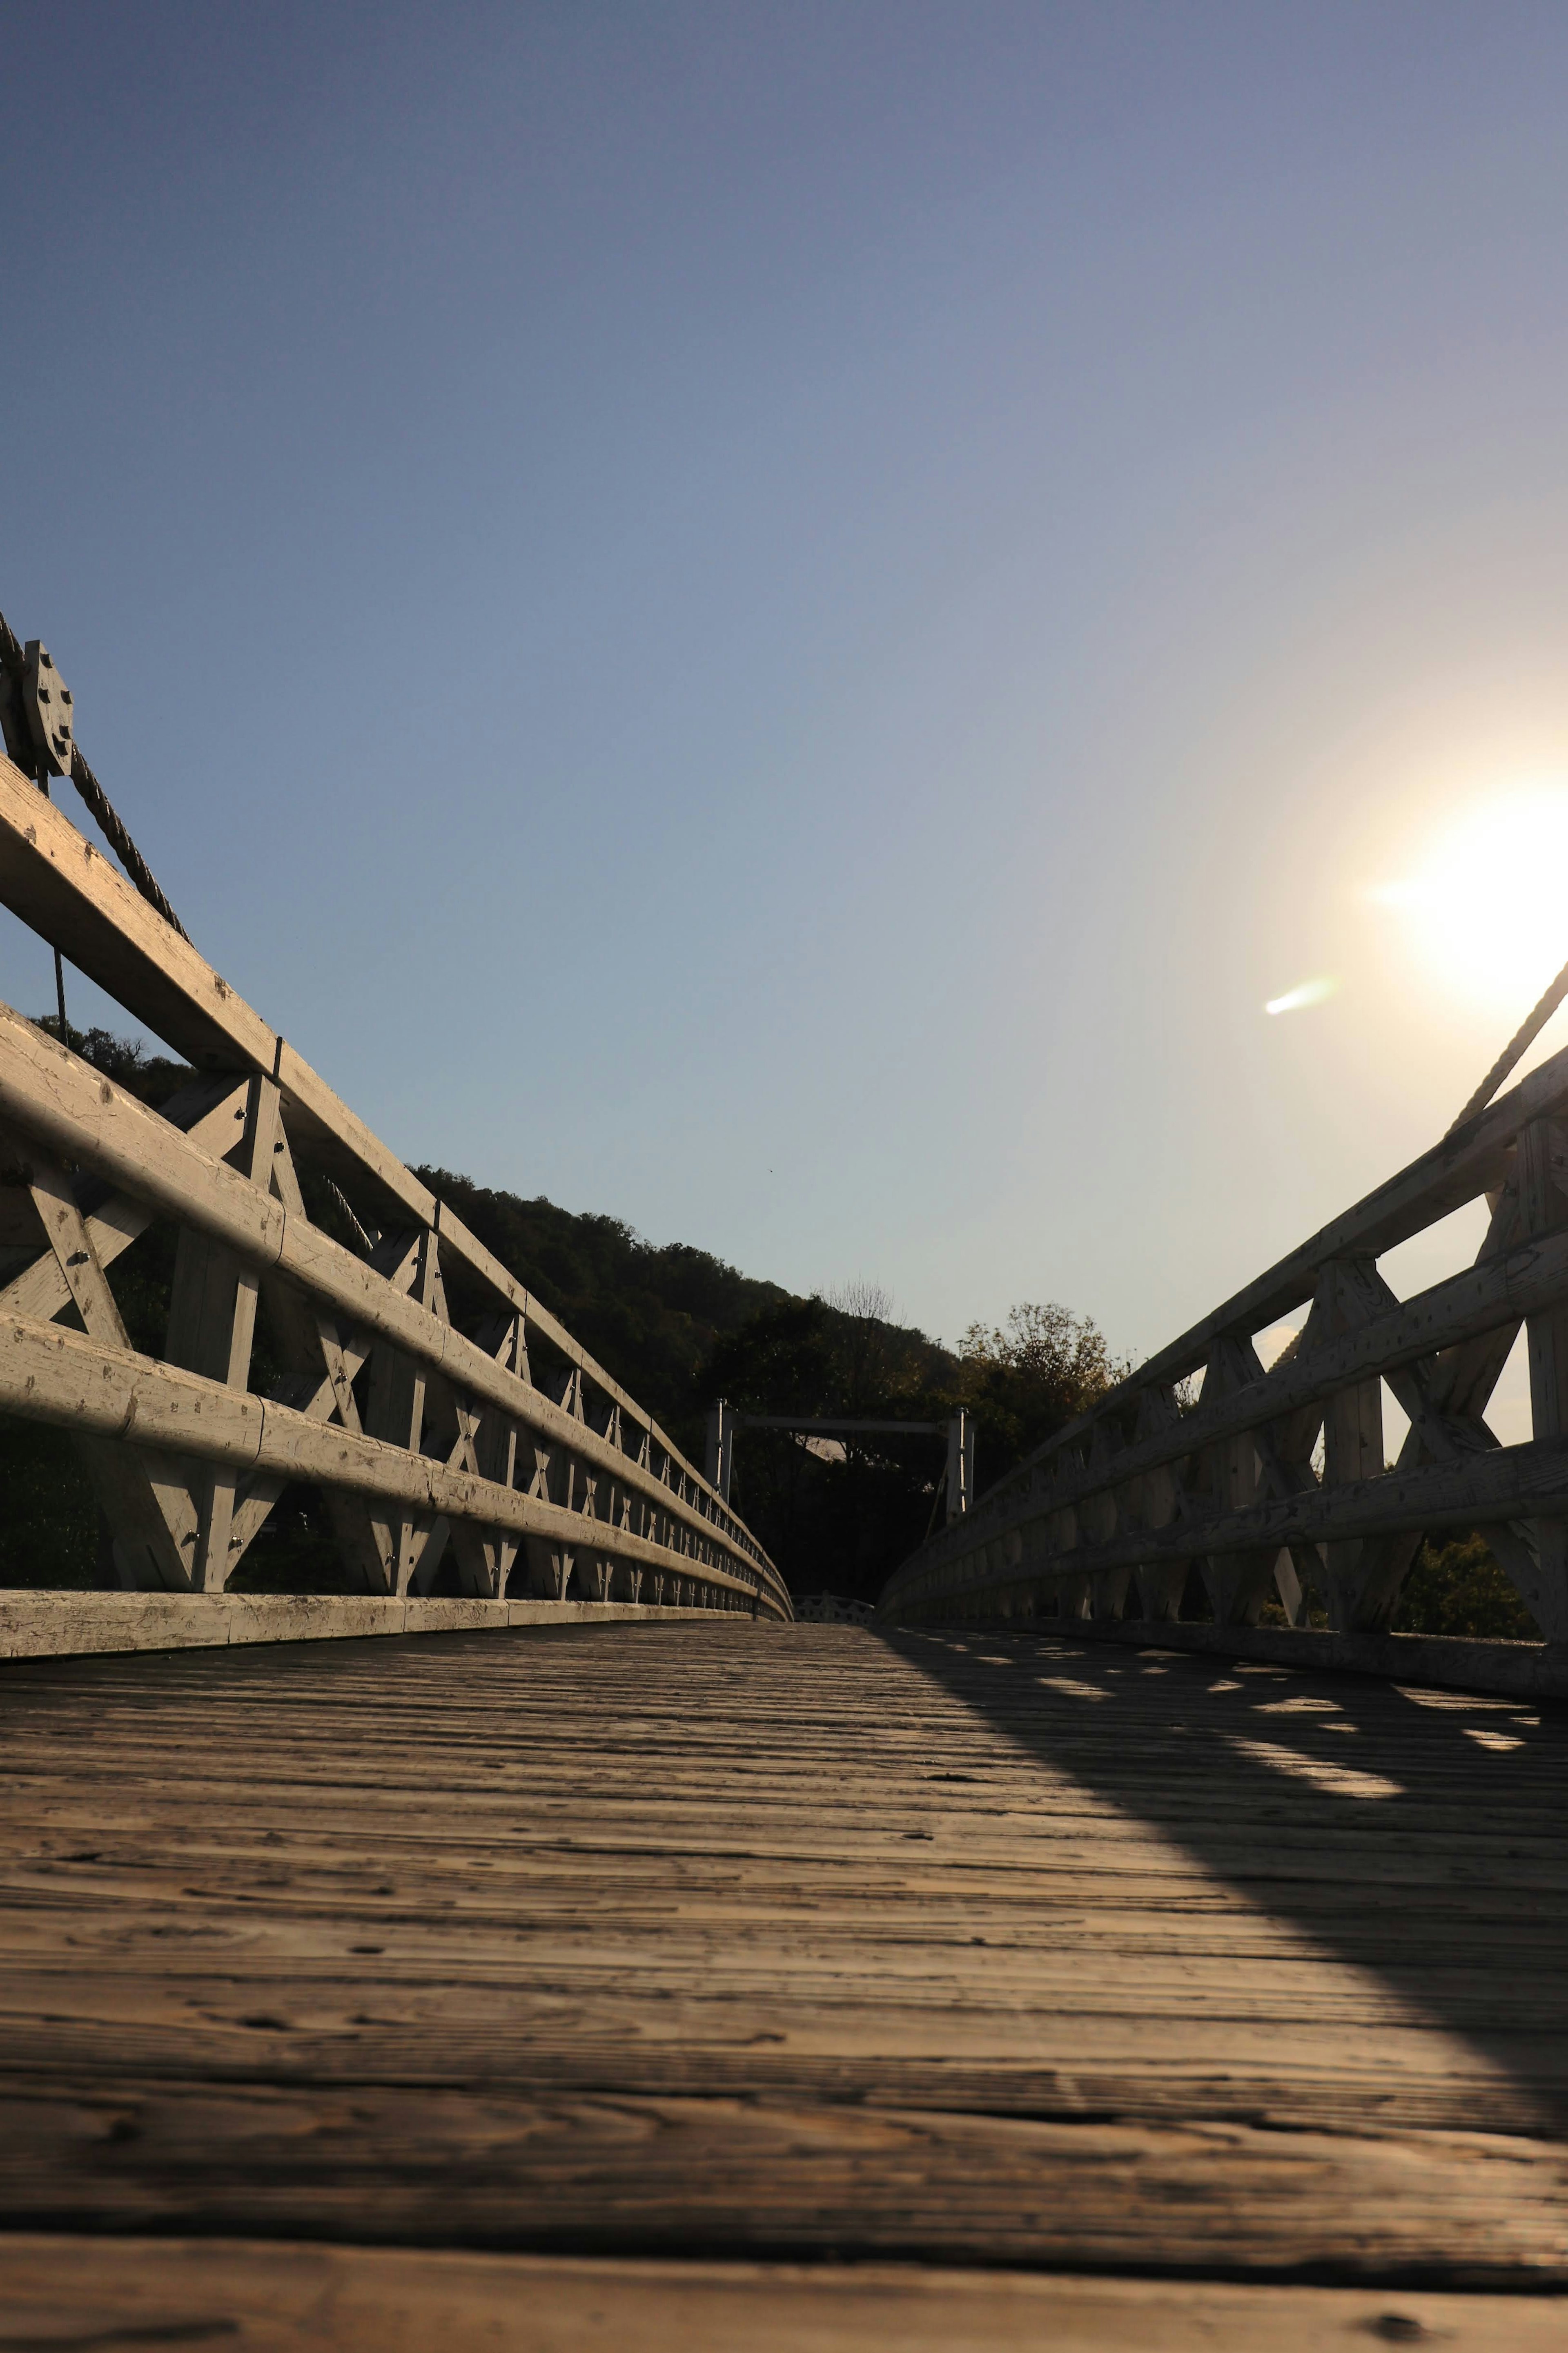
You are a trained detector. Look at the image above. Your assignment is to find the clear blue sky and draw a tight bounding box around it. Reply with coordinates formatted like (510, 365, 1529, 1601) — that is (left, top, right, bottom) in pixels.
(6, 2, 1568, 1378)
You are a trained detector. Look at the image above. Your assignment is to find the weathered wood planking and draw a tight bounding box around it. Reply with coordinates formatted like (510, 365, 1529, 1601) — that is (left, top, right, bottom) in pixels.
(0, 2238, 1559, 2351)
(0, 1309, 769, 1606)
(0, 1623, 1564, 2281)
(0, 1592, 730, 1659)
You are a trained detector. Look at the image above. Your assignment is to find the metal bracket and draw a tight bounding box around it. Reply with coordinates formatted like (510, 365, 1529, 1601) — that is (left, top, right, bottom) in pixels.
(22, 642, 74, 778)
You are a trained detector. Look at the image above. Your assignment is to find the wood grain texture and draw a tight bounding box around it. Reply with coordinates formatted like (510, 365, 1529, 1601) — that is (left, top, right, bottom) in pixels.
(0, 1623, 1564, 2282)
(0, 2236, 1562, 2351)
(0, 1314, 768, 1606)
(0, 1593, 731, 1659)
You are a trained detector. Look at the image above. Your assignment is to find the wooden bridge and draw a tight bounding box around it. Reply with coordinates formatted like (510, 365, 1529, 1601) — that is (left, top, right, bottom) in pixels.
(1, 1619, 1564, 2346)
(0, 629, 1565, 2343)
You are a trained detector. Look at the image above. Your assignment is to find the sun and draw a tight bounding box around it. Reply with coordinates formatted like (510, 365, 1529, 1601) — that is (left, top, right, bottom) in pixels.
(1369, 783, 1568, 1016)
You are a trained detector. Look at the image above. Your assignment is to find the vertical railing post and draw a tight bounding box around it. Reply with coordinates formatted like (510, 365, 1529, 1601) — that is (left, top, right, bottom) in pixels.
(1520, 1117, 1568, 1638)
(706, 1399, 734, 1504)
(1130, 1385, 1191, 1621)
(944, 1410, 973, 1523)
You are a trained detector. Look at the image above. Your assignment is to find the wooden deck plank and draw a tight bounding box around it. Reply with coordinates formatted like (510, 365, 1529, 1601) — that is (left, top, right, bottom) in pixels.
(2, 2077, 1566, 2278)
(0, 1623, 1564, 2280)
(2, 2236, 1563, 2352)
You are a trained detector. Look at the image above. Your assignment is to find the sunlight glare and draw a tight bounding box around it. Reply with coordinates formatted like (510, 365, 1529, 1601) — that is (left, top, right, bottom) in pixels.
(1370, 783, 1568, 1014)
(1227, 1735, 1402, 1800)
(1265, 977, 1339, 1016)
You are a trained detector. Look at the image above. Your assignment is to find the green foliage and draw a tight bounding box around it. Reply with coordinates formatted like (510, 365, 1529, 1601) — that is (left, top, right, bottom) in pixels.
(413, 1168, 790, 1445)
(955, 1303, 1129, 1483)
(1392, 1534, 1539, 1639)
(704, 1296, 838, 1416)
(693, 1293, 1124, 1603)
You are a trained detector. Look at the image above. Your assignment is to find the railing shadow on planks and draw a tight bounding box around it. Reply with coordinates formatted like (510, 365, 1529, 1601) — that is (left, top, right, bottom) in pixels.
(882, 1046, 1568, 1649)
(0, 747, 790, 1621)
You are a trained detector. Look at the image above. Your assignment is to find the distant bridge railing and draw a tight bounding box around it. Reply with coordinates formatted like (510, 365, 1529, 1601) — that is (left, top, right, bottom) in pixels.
(706, 1401, 975, 1526)
(881, 1055, 1568, 1643)
(0, 678, 788, 1619)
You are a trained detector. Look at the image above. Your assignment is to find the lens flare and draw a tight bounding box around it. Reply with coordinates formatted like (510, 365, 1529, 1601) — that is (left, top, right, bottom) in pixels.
(1370, 783, 1568, 1013)
(1265, 977, 1338, 1017)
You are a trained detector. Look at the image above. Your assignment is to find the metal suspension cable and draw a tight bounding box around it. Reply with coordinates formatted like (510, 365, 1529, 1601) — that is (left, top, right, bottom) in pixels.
(1447, 952, 1568, 1136)
(66, 743, 189, 941)
(323, 1176, 375, 1257)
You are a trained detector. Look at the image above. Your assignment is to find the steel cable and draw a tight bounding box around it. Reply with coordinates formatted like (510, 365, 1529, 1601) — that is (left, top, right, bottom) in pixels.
(1447, 953, 1568, 1136)
(66, 744, 189, 940)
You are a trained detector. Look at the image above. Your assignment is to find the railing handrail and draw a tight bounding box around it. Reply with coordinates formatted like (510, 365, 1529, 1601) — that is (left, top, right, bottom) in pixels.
(0, 751, 788, 1619)
(882, 1050, 1568, 1641)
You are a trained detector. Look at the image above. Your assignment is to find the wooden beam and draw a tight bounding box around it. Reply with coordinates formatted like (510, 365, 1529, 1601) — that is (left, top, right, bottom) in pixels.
(0, 1000, 784, 1605)
(1519, 1115, 1568, 1638)
(888, 1229, 1568, 1617)
(734, 1416, 949, 1436)
(0, 1307, 784, 1614)
(0, 1078, 249, 1325)
(884, 1420, 1568, 1621)
(163, 1075, 281, 1590)
(898, 1036, 1568, 1548)
(0, 755, 751, 1554)
(0, 1124, 199, 1588)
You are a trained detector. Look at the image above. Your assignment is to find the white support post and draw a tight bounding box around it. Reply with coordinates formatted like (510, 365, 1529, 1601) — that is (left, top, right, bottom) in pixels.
(946, 1410, 973, 1523)
(706, 1399, 734, 1505)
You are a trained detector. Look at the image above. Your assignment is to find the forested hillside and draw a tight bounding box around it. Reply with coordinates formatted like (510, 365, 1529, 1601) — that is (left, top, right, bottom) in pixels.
(410, 1166, 793, 1441)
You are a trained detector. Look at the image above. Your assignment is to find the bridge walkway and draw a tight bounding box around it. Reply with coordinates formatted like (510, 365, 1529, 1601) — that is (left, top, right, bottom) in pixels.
(0, 1621, 1564, 2344)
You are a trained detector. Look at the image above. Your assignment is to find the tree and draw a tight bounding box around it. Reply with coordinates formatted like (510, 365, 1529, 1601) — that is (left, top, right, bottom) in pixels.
(1392, 1534, 1539, 1639)
(957, 1303, 1128, 1484)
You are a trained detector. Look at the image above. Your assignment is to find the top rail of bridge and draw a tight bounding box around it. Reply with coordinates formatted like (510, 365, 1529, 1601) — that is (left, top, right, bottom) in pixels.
(0, 687, 788, 1619)
(883, 1010, 1568, 1647)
